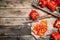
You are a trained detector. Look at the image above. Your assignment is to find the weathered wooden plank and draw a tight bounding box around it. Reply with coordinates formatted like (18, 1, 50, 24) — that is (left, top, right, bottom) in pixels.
(0, 9, 48, 17)
(0, 9, 49, 25)
(0, 0, 33, 8)
(0, 17, 30, 25)
(0, 9, 32, 17)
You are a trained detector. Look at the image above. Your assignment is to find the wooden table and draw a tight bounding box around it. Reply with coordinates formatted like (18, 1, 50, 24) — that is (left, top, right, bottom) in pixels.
(0, 0, 55, 40)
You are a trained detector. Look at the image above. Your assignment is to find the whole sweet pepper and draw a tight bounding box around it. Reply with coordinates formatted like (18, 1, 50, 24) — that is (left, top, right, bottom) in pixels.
(54, 19, 60, 28)
(47, 0, 57, 11)
(50, 32, 60, 40)
(30, 10, 40, 21)
(38, 0, 47, 7)
(56, 0, 60, 6)
(54, 19, 60, 32)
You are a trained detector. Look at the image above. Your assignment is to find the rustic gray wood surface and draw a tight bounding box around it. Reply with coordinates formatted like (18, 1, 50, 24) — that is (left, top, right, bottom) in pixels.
(0, 8, 49, 25)
(0, 0, 54, 26)
(0, 0, 56, 40)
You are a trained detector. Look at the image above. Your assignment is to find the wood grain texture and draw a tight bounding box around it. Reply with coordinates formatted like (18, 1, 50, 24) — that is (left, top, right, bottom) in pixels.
(0, 0, 54, 26)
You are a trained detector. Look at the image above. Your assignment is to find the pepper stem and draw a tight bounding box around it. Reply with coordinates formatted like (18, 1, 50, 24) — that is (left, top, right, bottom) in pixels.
(58, 6, 60, 8)
(56, 6, 60, 13)
(56, 6, 60, 9)
(39, 2, 42, 5)
(49, 38, 53, 40)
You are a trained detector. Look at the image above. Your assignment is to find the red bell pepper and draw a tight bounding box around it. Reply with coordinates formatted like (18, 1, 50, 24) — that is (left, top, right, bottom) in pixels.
(30, 10, 40, 21)
(58, 28, 60, 32)
(56, 0, 60, 6)
(54, 19, 60, 28)
(50, 0, 56, 2)
(50, 32, 60, 40)
(54, 19, 60, 32)
(38, 0, 47, 7)
(47, 0, 58, 11)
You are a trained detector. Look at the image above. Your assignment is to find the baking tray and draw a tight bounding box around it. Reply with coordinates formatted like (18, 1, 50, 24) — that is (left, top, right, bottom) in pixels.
(32, 0, 60, 18)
